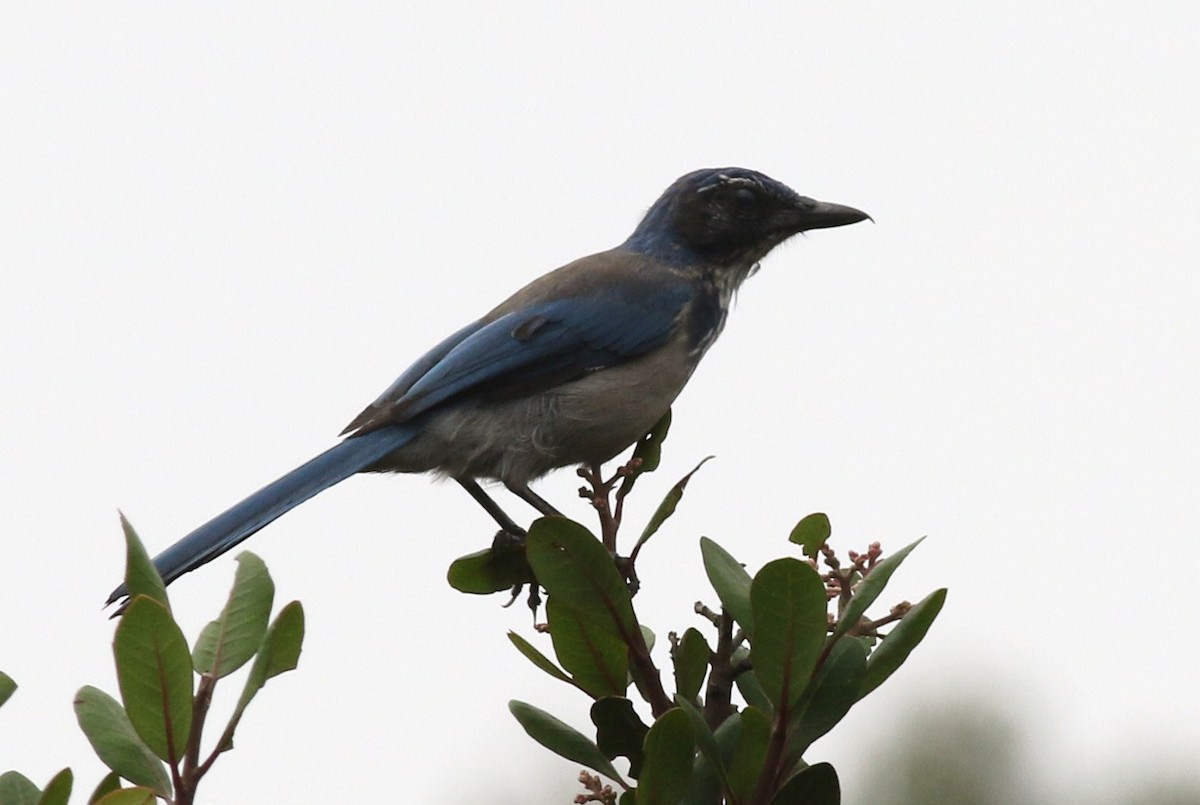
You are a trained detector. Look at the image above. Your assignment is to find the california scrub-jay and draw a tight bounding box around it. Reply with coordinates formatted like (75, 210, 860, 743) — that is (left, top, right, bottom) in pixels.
(108, 167, 867, 602)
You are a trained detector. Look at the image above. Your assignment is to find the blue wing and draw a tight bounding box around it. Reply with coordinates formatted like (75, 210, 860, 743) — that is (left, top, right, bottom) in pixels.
(344, 278, 693, 433)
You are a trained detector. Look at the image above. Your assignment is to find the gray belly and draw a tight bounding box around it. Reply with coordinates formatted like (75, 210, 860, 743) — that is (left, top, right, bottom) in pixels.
(369, 337, 697, 485)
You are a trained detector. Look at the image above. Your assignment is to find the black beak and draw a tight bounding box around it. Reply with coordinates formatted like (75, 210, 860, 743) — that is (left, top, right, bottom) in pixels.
(789, 198, 872, 232)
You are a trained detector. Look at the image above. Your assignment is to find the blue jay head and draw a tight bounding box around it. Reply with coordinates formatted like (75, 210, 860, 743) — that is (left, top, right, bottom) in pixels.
(625, 168, 869, 268)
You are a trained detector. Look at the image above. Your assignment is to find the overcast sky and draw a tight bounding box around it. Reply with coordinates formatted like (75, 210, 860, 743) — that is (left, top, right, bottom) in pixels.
(2, 3, 1198, 803)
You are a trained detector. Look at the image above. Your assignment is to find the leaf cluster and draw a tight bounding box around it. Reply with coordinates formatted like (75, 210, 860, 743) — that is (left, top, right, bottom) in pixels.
(0, 516, 305, 804)
(454, 419, 947, 804)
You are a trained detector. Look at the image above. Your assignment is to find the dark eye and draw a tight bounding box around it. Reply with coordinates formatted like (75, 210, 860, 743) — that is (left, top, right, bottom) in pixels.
(732, 187, 759, 212)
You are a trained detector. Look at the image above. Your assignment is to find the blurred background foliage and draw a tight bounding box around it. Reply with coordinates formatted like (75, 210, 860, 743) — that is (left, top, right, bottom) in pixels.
(484, 686, 1200, 804)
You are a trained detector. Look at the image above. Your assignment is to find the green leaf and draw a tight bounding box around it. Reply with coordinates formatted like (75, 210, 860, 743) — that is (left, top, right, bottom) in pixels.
(260, 600, 305, 680)
(0, 670, 16, 708)
(509, 700, 627, 786)
(787, 637, 868, 763)
(772, 761, 840, 805)
(118, 514, 169, 611)
(636, 709, 694, 805)
(547, 596, 629, 697)
(679, 770, 719, 805)
(680, 711, 744, 805)
(74, 686, 171, 796)
(615, 409, 671, 500)
(636, 409, 672, 472)
(93, 789, 158, 805)
(726, 706, 771, 804)
(672, 628, 710, 703)
(699, 538, 755, 636)
(87, 772, 121, 805)
(750, 559, 828, 712)
(674, 697, 737, 798)
(861, 588, 947, 699)
(36, 769, 72, 805)
(788, 513, 831, 559)
(193, 552, 275, 678)
(640, 625, 656, 657)
(525, 518, 636, 641)
(830, 538, 925, 643)
(446, 541, 534, 594)
(0, 772, 40, 805)
(731, 646, 773, 714)
(507, 631, 574, 686)
(591, 697, 649, 778)
(632, 457, 712, 556)
(113, 597, 194, 763)
(224, 600, 305, 749)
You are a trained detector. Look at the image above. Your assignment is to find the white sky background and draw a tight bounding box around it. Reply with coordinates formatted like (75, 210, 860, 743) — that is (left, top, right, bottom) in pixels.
(2, 2, 1198, 803)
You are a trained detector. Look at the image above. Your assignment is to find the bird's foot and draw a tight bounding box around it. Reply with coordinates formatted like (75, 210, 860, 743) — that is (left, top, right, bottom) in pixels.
(502, 581, 542, 616)
(493, 527, 537, 614)
(491, 526, 526, 551)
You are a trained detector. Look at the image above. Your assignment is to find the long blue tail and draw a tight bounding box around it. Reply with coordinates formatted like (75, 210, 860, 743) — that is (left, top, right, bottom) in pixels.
(108, 425, 417, 604)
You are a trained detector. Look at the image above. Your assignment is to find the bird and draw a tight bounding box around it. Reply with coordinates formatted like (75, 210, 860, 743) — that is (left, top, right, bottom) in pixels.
(107, 167, 868, 604)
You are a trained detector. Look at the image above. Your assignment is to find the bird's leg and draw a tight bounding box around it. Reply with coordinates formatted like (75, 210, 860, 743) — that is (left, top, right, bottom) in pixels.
(456, 478, 526, 547)
(456, 479, 545, 616)
(506, 482, 563, 517)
